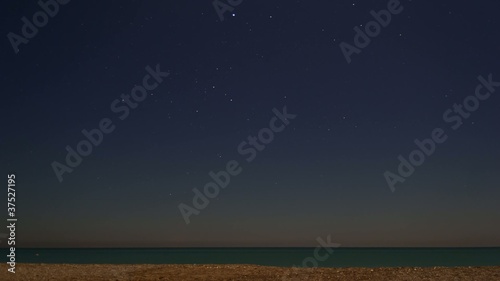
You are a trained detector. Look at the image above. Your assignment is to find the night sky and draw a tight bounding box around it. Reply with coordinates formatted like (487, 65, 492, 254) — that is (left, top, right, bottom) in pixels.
(1, 0, 499, 248)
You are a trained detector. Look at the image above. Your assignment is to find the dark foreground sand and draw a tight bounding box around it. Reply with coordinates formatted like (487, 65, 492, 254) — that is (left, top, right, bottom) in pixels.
(1, 264, 499, 281)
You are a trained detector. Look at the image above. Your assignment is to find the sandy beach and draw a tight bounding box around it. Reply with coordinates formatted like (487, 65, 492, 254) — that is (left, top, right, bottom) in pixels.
(1, 264, 499, 280)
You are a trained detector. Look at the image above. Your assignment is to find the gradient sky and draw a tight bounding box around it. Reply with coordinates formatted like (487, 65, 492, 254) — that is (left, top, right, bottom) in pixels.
(1, 0, 499, 248)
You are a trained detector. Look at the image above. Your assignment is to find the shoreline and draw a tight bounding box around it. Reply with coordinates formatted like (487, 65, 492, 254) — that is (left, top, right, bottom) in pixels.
(1, 264, 499, 280)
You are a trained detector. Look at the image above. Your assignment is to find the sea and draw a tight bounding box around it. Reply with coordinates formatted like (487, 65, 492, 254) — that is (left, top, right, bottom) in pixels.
(12, 247, 500, 267)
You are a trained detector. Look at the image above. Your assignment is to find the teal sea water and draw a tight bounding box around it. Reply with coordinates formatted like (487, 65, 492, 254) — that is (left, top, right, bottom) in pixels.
(12, 248, 500, 267)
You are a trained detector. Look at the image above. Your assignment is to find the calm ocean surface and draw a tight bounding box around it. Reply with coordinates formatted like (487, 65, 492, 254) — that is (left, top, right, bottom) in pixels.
(13, 248, 500, 267)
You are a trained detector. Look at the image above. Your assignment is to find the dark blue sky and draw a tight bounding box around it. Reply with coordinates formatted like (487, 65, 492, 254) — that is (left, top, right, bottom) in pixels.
(1, 0, 499, 247)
